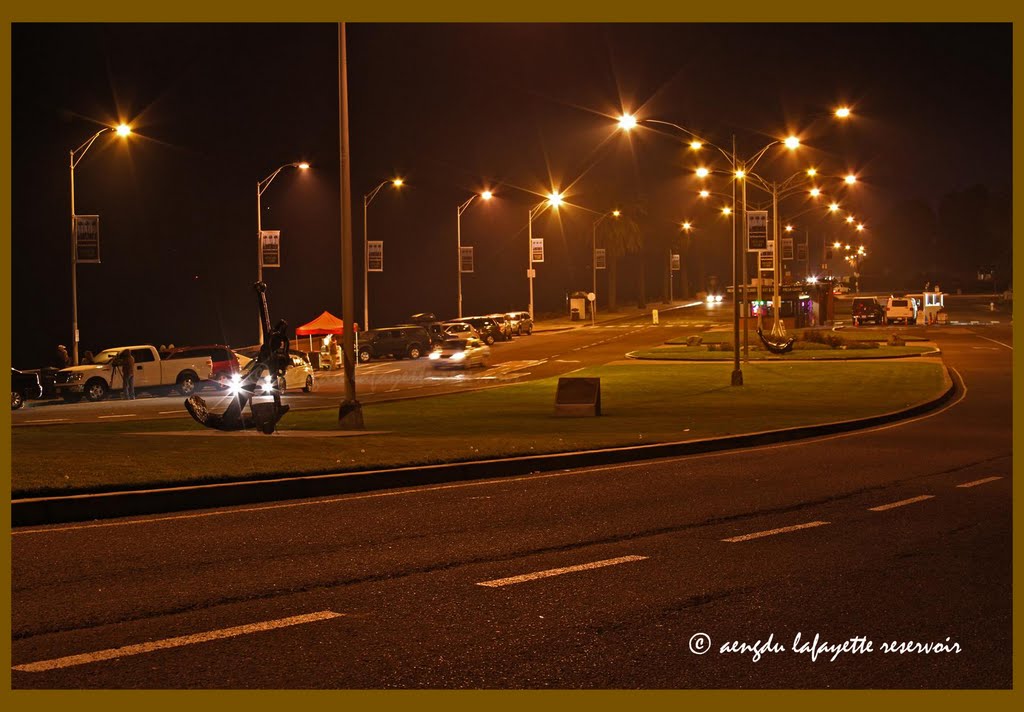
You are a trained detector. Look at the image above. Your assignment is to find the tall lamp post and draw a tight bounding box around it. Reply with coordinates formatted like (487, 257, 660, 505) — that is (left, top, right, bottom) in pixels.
(363, 178, 403, 330)
(69, 123, 132, 366)
(591, 209, 620, 326)
(456, 190, 492, 318)
(256, 161, 309, 345)
(526, 192, 562, 321)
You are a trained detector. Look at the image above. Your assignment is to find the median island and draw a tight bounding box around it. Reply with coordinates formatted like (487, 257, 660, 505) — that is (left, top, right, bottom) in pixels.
(12, 359, 950, 498)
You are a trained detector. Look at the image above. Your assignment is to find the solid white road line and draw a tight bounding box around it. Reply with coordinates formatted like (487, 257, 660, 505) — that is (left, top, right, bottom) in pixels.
(12, 611, 343, 673)
(24, 418, 70, 424)
(868, 495, 935, 512)
(956, 476, 1003, 489)
(476, 555, 648, 588)
(97, 414, 137, 419)
(721, 521, 830, 543)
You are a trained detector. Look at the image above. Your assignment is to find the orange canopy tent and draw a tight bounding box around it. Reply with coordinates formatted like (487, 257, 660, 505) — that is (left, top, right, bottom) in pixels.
(296, 311, 345, 336)
(295, 311, 347, 354)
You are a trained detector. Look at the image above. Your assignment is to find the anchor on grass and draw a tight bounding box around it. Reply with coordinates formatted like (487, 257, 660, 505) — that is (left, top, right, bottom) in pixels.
(184, 282, 291, 434)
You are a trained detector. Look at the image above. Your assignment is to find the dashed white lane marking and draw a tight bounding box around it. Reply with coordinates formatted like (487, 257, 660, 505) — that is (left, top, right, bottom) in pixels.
(97, 414, 137, 419)
(972, 334, 1012, 350)
(868, 495, 935, 512)
(23, 418, 70, 424)
(12, 611, 343, 673)
(477, 555, 648, 588)
(722, 521, 830, 543)
(956, 476, 1003, 489)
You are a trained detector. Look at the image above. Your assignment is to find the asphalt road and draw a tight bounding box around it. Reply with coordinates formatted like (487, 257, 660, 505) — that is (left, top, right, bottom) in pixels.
(10, 323, 1011, 688)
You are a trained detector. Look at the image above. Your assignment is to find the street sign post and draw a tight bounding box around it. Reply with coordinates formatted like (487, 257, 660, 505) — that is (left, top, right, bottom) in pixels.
(747, 210, 768, 251)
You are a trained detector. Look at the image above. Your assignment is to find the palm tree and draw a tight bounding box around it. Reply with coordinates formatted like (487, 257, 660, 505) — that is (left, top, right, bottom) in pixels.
(597, 204, 645, 311)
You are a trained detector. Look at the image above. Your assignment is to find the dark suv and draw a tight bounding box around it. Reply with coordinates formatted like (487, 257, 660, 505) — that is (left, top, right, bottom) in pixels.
(850, 297, 885, 326)
(458, 316, 506, 345)
(358, 326, 432, 362)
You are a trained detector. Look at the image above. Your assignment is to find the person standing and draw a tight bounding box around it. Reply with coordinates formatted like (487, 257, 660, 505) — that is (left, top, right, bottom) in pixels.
(54, 344, 70, 369)
(116, 349, 136, 400)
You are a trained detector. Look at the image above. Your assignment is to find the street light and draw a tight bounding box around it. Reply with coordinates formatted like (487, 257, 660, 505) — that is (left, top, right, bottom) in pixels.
(591, 208, 620, 326)
(256, 161, 309, 345)
(456, 190, 493, 318)
(363, 177, 403, 330)
(69, 123, 133, 365)
(527, 192, 561, 321)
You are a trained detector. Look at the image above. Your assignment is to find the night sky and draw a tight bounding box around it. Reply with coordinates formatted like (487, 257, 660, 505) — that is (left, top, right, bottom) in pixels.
(11, 23, 1011, 368)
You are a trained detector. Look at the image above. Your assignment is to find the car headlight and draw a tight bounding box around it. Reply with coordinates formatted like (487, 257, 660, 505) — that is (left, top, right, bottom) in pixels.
(227, 374, 243, 396)
(715, 294, 723, 302)
(428, 351, 441, 360)
(706, 295, 715, 304)
(450, 351, 466, 362)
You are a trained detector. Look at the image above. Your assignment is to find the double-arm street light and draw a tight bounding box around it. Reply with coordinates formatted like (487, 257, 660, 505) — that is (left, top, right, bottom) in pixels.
(456, 190, 493, 319)
(591, 209, 620, 326)
(256, 161, 309, 345)
(526, 192, 562, 321)
(69, 123, 132, 366)
(363, 178, 403, 330)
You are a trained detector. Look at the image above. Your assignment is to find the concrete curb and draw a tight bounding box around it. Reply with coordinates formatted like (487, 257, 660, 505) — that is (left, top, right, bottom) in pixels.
(11, 366, 960, 527)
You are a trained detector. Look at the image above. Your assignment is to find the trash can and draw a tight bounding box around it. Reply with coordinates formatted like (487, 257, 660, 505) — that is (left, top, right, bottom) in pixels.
(569, 294, 586, 319)
(570, 307, 580, 321)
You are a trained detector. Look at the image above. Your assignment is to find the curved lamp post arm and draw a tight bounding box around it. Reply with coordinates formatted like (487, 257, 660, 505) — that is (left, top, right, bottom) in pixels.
(645, 119, 734, 165)
(364, 179, 392, 207)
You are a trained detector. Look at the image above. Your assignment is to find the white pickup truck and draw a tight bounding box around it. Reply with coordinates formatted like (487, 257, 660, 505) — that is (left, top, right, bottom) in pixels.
(54, 344, 213, 402)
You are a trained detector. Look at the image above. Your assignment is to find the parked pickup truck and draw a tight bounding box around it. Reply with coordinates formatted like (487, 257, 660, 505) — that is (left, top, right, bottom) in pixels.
(54, 344, 213, 402)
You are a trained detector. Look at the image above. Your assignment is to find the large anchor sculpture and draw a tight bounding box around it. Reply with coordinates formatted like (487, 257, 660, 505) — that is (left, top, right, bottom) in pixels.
(185, 282, 292, 434)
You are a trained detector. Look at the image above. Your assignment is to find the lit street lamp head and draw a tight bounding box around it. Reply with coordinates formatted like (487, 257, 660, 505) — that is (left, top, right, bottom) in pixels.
(695, 167, 710, 178)
(784, 136, 800, 149)
(689, 140, 703, 150)
(681, 221, 693, 231)
(297, 162, 310, 170)
(698, 190, 710, 198)
(547, 192, 563, 208)
(845, 174, 857, 184)
(829, 202, 840, 212)
(721, 206, 732, 216)
(734, 169, 745, 179)
(481, 190, 493, 200)
(392, 178, 404, 187)
(617, 113, 637, 131)
(612, 209, 621, 217)
(835, 106, 852, 118)
(115, 123, 132, 137)
(810, 188, 821, 197)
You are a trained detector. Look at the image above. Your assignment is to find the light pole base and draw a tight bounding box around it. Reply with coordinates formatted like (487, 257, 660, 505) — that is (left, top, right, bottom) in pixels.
(730, 369, 744, 387)
(338, 399, 365, 430)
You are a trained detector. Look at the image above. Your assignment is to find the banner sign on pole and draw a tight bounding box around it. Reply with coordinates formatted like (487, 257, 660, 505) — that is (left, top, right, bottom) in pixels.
(747, 210, 768, 251)
(671, 253, 680, 271)
(74, 215, 101, 263)
(460, 246, 474, 273)
(367, 240, 384, 272)
(531, 237, 545, 263)
(782, 237, 794, 261)
(260, 230, 281, 268)
(759, 252, 774, 271)
(595, 248, 606, 270)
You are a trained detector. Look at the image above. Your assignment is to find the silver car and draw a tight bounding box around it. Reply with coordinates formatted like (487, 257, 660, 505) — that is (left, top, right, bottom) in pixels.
(428, 337, 491, 369)
(505, 310, 534, 335)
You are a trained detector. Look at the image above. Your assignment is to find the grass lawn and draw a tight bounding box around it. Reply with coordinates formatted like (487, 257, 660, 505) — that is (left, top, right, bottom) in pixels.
(12, 361, 949, 497)
(665, 327, 929, 345)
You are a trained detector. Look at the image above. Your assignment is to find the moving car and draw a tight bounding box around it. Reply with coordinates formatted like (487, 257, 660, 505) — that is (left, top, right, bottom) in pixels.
(226, 352, 316, 397)
(428, 337, 491, 369)
(851, 296, 885, 326)
(11, 368, 42, 410)
(505, 310, 534, 336)
(357, 326, 432, 363)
